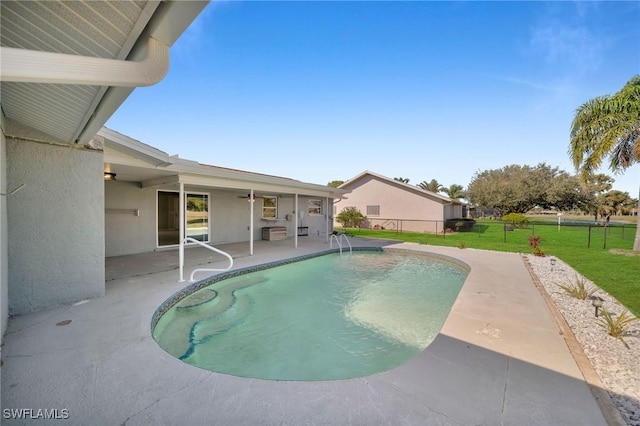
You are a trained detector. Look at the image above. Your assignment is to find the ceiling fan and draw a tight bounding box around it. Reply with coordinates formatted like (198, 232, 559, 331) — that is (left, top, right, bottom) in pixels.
(237, 193, 266, 200)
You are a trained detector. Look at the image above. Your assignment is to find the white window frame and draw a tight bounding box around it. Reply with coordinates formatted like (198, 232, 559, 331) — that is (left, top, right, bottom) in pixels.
(308, 199, 322, 215)
(262, 196, 277, 219)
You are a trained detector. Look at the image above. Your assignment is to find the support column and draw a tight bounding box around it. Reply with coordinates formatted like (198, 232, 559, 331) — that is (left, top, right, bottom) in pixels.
(178, 182, 185, 282)
(326, 197, 330, 243)
(294, 193, 299, 248)
(249, 189, 254, 256)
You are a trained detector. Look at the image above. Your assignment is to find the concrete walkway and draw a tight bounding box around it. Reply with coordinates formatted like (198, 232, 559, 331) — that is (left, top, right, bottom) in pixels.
(1, 238, 608, 425)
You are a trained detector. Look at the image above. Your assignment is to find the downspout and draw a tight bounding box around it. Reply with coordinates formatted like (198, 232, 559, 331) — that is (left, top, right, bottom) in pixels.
(0, 37, 169, 87)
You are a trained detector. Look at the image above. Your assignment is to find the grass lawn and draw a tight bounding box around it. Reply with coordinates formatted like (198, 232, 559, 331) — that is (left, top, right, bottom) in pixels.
(339, 219, 640, 316)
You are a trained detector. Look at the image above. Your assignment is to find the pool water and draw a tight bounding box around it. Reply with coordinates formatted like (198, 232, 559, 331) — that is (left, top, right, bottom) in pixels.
(152, 250, 467, 381)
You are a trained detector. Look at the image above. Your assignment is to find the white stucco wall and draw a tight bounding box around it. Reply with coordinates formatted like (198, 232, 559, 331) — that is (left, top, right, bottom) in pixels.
(1, 124, 8, 338)
(105, 184, 335, 257)
(105, 181, 157, 256)
(7, 139, 105, 314)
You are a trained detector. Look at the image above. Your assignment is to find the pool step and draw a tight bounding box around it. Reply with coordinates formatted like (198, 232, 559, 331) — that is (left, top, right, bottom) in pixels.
(156, 275, 268, 359)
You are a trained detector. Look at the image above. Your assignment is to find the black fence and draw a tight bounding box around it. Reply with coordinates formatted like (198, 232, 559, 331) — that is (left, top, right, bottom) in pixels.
(362, 217, 638, 249)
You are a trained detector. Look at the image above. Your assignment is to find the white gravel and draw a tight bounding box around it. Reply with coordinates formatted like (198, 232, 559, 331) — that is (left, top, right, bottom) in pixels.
(525, 254, 640, 426)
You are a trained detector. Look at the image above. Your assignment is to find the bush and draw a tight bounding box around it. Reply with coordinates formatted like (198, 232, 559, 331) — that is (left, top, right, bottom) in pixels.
(444, 218, 476, 232)
(336, 207, 366, 228)
(502, 213, 528, 228)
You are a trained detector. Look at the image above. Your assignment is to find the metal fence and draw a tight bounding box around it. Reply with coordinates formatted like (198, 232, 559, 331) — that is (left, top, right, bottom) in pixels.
(362, 217, 638, 249)
(502, 220, 638, 249)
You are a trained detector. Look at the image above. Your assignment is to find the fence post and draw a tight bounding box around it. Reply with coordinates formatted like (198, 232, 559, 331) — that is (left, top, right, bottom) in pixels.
(588, 225, 591, 249)
(603, 226, 607, 249)
(503, 224, 507, 243)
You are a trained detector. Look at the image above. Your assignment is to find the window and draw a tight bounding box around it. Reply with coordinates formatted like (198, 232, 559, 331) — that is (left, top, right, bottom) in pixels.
(367, 205, 380, 216)
(308, 199, 322, 215)
(262, 196, 277, 218)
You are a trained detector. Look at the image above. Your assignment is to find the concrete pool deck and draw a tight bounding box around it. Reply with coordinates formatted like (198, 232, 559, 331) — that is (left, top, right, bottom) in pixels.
(1, 237, 612, 425)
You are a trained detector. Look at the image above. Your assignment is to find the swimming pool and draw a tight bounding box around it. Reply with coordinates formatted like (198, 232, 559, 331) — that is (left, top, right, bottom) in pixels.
(152, 249, 468, 381)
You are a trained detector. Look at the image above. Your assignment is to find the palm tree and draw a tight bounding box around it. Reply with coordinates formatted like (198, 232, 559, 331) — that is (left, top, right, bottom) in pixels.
(569, 75, 640, 251)
(394, 177, 410, 184)
(441, 184, 466, 200)
(417, 179, 442, 193)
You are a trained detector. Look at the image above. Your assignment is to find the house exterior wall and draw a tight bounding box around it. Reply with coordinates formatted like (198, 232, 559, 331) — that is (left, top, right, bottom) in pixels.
(335, 175, 451, 233)
(105, 180, 157, 256)
(7, 139, 104, 315)
(105, 184, 335, 257)
(294, 196, 332, 238)
(1, 124, 8, 337)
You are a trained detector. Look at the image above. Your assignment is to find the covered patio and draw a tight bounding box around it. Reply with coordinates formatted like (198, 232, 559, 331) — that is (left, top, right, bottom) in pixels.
(102, 128, 348, 282)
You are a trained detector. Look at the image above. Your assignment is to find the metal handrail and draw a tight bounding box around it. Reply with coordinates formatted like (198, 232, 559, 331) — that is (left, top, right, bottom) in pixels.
(330, 233, 352, 255)
(340, 233, 352, 254)
(330, 233, 342, 253)
(185, 237, 233, 282)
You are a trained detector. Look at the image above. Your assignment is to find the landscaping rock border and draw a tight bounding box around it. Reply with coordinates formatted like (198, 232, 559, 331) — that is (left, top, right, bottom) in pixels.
(526, 254, 639, 426)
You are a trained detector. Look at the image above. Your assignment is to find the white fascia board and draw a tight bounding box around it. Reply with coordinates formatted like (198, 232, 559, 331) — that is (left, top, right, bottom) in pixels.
(177, 174, 346, 198)
(101, 128, 173, 167)
(168, 160, 348, 197)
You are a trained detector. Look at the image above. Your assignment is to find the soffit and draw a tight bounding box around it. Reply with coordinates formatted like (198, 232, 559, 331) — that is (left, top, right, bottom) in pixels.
(0, 0, 160, 144)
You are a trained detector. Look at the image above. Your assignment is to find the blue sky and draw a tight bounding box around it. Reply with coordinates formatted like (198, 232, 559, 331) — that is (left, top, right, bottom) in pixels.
(106, 1, 640, 196)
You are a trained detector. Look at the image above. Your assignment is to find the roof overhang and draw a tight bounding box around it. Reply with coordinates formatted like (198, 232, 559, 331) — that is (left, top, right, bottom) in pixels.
(0, 1, 209, 145)
(102, 128, 349, 199)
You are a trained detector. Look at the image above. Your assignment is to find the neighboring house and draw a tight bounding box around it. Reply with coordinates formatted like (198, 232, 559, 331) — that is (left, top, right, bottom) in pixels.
(335, 171, 464, 233)
(102, 127, 345, 259)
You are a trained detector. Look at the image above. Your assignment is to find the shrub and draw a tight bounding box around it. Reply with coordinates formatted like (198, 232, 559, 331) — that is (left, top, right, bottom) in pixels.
(336, 207, 366, 228)
(502, 213, 528, 228)
(597, 309, 638, 349)
(444, 218, 476, 232)
(556, 275, 596, 300)
(528, 235, 544, 256)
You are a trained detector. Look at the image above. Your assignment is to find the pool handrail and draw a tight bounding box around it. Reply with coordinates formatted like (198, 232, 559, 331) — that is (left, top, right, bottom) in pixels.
(330, 232, 352, 255)
(184, 237, 234, 282)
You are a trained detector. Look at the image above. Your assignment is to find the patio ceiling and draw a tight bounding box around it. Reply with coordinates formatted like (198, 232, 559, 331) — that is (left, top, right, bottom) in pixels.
(0, 0, 208, 145)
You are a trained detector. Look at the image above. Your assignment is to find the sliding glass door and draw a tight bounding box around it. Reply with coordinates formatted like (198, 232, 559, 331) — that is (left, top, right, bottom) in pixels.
(186, 193, 209, 242)
(157, 191, 209, 247)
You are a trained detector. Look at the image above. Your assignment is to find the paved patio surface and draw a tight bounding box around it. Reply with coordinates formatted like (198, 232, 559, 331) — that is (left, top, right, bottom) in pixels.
(1, 237, 610, 425)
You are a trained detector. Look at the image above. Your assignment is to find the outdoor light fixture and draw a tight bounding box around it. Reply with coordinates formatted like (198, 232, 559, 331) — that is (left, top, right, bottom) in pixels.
(591, 296, 604, 317)
(104, 172, 116, 181)
(550, 258, 556, 271)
